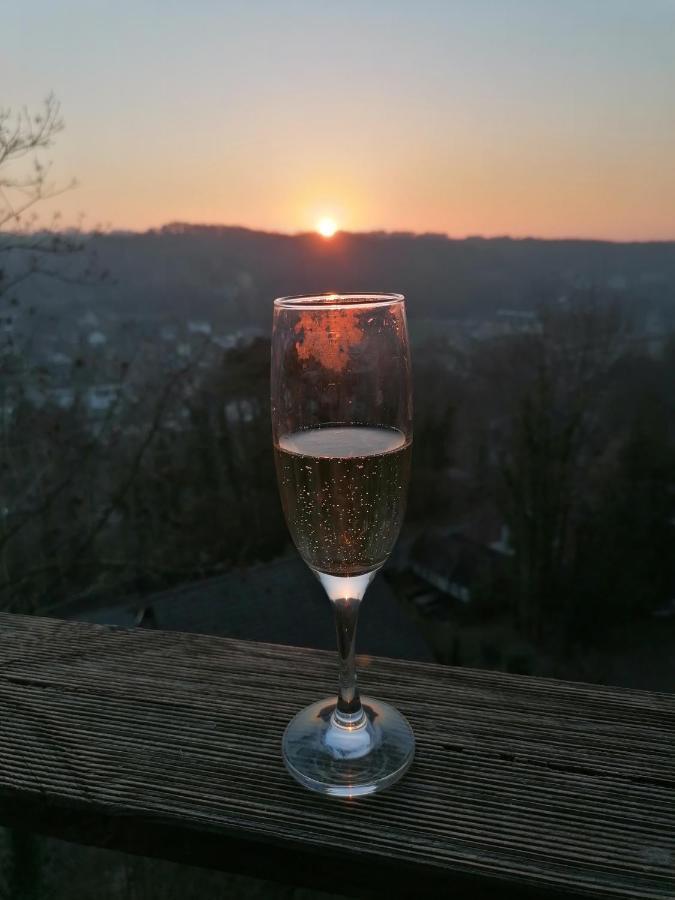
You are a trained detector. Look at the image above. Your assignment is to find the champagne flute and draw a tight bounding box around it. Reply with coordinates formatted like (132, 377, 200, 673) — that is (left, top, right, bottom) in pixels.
(271, 293, 414, 797)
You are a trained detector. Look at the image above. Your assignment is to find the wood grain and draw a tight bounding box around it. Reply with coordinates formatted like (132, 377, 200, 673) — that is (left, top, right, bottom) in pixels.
(0, 613, 672, 899)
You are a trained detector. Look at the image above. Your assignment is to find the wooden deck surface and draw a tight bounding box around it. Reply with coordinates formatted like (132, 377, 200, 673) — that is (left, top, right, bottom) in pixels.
(0, 613, 673, 898)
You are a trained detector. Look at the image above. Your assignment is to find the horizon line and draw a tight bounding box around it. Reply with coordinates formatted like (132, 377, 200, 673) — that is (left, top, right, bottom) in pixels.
(19, 222, 675, 245)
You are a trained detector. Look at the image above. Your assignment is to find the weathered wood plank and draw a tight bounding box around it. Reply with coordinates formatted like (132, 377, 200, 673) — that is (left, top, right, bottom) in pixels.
(0, 613, 672, 899)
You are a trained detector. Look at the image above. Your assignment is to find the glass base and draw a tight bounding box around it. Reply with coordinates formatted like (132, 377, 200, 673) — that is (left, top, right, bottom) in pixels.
(282, 696, 415, 798)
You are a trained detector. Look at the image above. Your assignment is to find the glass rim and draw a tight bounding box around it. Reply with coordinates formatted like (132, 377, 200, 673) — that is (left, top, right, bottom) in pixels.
(274, 292, 404, 310)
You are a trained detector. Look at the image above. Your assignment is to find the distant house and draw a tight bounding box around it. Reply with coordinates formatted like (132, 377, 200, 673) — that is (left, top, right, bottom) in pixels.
(78, 311, 100, 328)
(160, 325, 178, 342)
(188, 320, 212, 336)
(87, 330, 107, 347)
(490, 524, 515, 557)
(224, 398, 255, 424)
(410, 533, 501, 605)
(607, 274, 628, 292)
(83, 384, 120, 414)
(48, 352, 73, 366)
(410, 510, 511, 608)
(496, 309, 539, 332)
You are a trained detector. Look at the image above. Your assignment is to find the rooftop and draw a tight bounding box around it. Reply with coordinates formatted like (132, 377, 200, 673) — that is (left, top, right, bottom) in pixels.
(69, 557, 433, 662)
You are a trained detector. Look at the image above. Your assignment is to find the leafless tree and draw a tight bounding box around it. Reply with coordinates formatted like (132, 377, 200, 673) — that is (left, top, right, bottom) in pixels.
(0, 96, 191, 613)
(0, 94, 89, 299)
(1, 95, 109, 360)
(473, 297, 626, 643)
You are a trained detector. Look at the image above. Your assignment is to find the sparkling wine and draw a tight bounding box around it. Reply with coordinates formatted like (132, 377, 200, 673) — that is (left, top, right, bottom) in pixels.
(274, 425, 411, 577)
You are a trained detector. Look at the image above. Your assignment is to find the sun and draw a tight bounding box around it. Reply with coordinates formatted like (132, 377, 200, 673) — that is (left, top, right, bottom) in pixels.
(316, 217, 338, 238)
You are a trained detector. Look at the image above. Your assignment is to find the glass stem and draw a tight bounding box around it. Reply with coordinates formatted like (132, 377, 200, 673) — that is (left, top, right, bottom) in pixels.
(332, 596, 365, 726)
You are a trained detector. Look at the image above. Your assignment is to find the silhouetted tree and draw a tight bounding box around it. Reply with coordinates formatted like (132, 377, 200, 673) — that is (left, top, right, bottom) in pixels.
(476, 298, 625, 642)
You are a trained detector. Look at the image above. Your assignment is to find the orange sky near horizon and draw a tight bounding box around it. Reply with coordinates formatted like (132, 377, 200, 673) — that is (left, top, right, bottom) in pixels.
(4, 1, 675, 242)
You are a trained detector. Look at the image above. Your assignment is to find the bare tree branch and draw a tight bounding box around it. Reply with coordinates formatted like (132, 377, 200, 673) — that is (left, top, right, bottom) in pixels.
(0, 95, 63, 168)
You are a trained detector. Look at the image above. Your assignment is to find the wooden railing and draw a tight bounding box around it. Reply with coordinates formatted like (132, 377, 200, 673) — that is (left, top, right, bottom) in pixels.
(0, 613, 673, 898)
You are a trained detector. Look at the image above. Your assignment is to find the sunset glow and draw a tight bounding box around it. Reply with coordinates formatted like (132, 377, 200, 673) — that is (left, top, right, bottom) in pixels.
(4, 2, 674, 240)
(316, 218, 338, 239)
